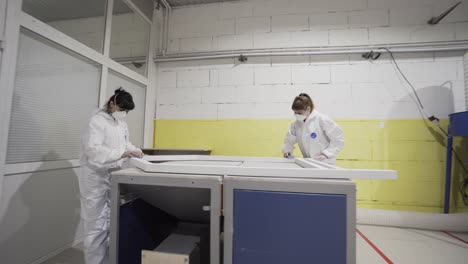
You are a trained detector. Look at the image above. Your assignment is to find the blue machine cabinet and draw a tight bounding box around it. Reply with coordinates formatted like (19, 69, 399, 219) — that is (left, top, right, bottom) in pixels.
(224, 176, 356, 264)
(445, 111, 468, 213)
(233, 190, 347, 264)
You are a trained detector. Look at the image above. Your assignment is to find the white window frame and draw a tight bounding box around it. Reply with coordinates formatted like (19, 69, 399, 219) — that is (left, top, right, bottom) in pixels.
(0, 0, 23, 200)
(0, 0, 158, 190)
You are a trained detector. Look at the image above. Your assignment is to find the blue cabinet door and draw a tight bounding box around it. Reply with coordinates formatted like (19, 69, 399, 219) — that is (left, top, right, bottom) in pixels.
(233, 190, 347, 264)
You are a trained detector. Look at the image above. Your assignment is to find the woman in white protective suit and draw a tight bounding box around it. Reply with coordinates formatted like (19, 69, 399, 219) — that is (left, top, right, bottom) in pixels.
(282, 93, 344, 165)
(79, 87, 143, 264)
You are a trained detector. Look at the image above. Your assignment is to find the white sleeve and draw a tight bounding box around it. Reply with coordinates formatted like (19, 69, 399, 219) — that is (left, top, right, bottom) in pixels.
(83, 117, 122, 165)
(320, 117, 344, 159)
(282, 122, 297, 154)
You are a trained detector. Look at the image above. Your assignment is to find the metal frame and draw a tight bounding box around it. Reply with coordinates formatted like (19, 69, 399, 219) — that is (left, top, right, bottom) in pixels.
(154, 40, 468, 61)
(109, 169, 222, 264)
(129, 155, 398, 180)
(4, 159, 80, 175)
(0, 0, 23, 200)
(19, 12, 148, 85)
(143, 7, 159, 148)
(159, 0, 171, 55)
(124, 0, 152, 24)
(1, 0, 158, 178)
(0, 0, 6, 37)
(223, 175, 356, 264)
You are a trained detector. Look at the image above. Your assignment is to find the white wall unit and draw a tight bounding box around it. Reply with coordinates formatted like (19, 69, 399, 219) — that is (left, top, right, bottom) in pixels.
(6, 29, 101, 164)
(0, 0, 159, 263)
(0, 168, 82, 264)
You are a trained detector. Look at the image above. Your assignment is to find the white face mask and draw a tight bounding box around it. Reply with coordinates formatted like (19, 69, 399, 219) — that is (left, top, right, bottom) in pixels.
(294, 109, 310, 121)
(112, 111, 127, 121)
(295, 114, 307, 121)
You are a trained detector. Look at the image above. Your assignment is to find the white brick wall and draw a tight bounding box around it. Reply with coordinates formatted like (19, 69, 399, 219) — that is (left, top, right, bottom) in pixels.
(214, 34, 253, 50)
(433, 1, 468, 24)
(218, 103, 292, 119)
(290, 30, 329, 47)
(369, 26, 412, 44)
(201, 86, 238, 104)
(455, 22, 468, 40)
(255, 66, 291, 85)
(252, 0, 295, 17)
(410, 23, 456, 42)
(165, 0, 467, 53)
(218, 2, 253, 19)
(157, 104, 218, 119)
(329, 28, 369, 46)
(167, 39, 180, 53)
(331, 64, 371, 83)
(157, 53, 464, 120)
(176, 69, 210, 87)
(327, 0, 367, 12)
(236, 17, 271, 34)
(236, 85, 296, 103)
(180, 37, 214, 52)
(36, 0, 465, 121)
(253, 32, 291, 48)
(389, 6, 433, 26)
(351, 83, 393, 104)
(368, 0, 435, 9)
(170, 20, 235, 39)
(216, 67, 255, 86)
(271, 15, 308, 32)
(46, 0, 467, 58)
(349, 9, 389, 27)
(405, 61, 458, 82)
(291, 65, 331, 84)
(159, 88, 202, 104)
(309, 12, 348, 29)
(159, 71, 177, 88)
(149, 0, 467, 120)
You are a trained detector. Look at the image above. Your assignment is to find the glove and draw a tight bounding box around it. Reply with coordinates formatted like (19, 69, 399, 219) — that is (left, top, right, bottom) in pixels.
(313, 154, 327, 161)
(122, 149, 144, 159)
(129, 149, 144, 158)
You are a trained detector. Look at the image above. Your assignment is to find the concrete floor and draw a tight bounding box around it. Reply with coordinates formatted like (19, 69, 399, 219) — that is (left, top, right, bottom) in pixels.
(41, 225, 468, 264)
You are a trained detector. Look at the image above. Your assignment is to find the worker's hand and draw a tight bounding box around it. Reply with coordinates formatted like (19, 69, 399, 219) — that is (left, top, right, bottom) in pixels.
(121, 151, 133, 158)
(283, 153, 290, 158)
(313, 154, 327, 161)
(121, 150, 143, 159)
(129, 149, 144, 158)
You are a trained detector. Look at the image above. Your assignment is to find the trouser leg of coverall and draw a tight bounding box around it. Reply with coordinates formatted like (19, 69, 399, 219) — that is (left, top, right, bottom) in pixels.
(79, 167, 111, 264)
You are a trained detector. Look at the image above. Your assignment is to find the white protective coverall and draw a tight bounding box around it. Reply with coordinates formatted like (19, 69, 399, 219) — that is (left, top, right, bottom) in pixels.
(79, 110, 140, 264)
(282, 110, 344, 165)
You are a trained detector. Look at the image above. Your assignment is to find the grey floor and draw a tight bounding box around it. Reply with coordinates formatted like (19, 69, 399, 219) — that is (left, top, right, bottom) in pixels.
(41, 225, 468, 264)
(40, 243, 84, 264)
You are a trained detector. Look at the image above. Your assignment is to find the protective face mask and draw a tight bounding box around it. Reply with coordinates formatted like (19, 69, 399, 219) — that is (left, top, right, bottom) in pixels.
(295, 108, 311, 121)
(295, 114, 307, 121)
(112, 111, 127, 121)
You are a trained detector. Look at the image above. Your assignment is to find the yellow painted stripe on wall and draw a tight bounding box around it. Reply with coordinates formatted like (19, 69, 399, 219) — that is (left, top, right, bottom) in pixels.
(154, 119, 468, 213)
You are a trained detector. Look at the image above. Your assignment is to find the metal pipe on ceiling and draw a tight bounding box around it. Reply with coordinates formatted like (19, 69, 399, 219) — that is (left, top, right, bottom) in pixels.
(159, 0, 171, 55)
(113, 41, 468, 64)
(153, 41, 468, 62)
